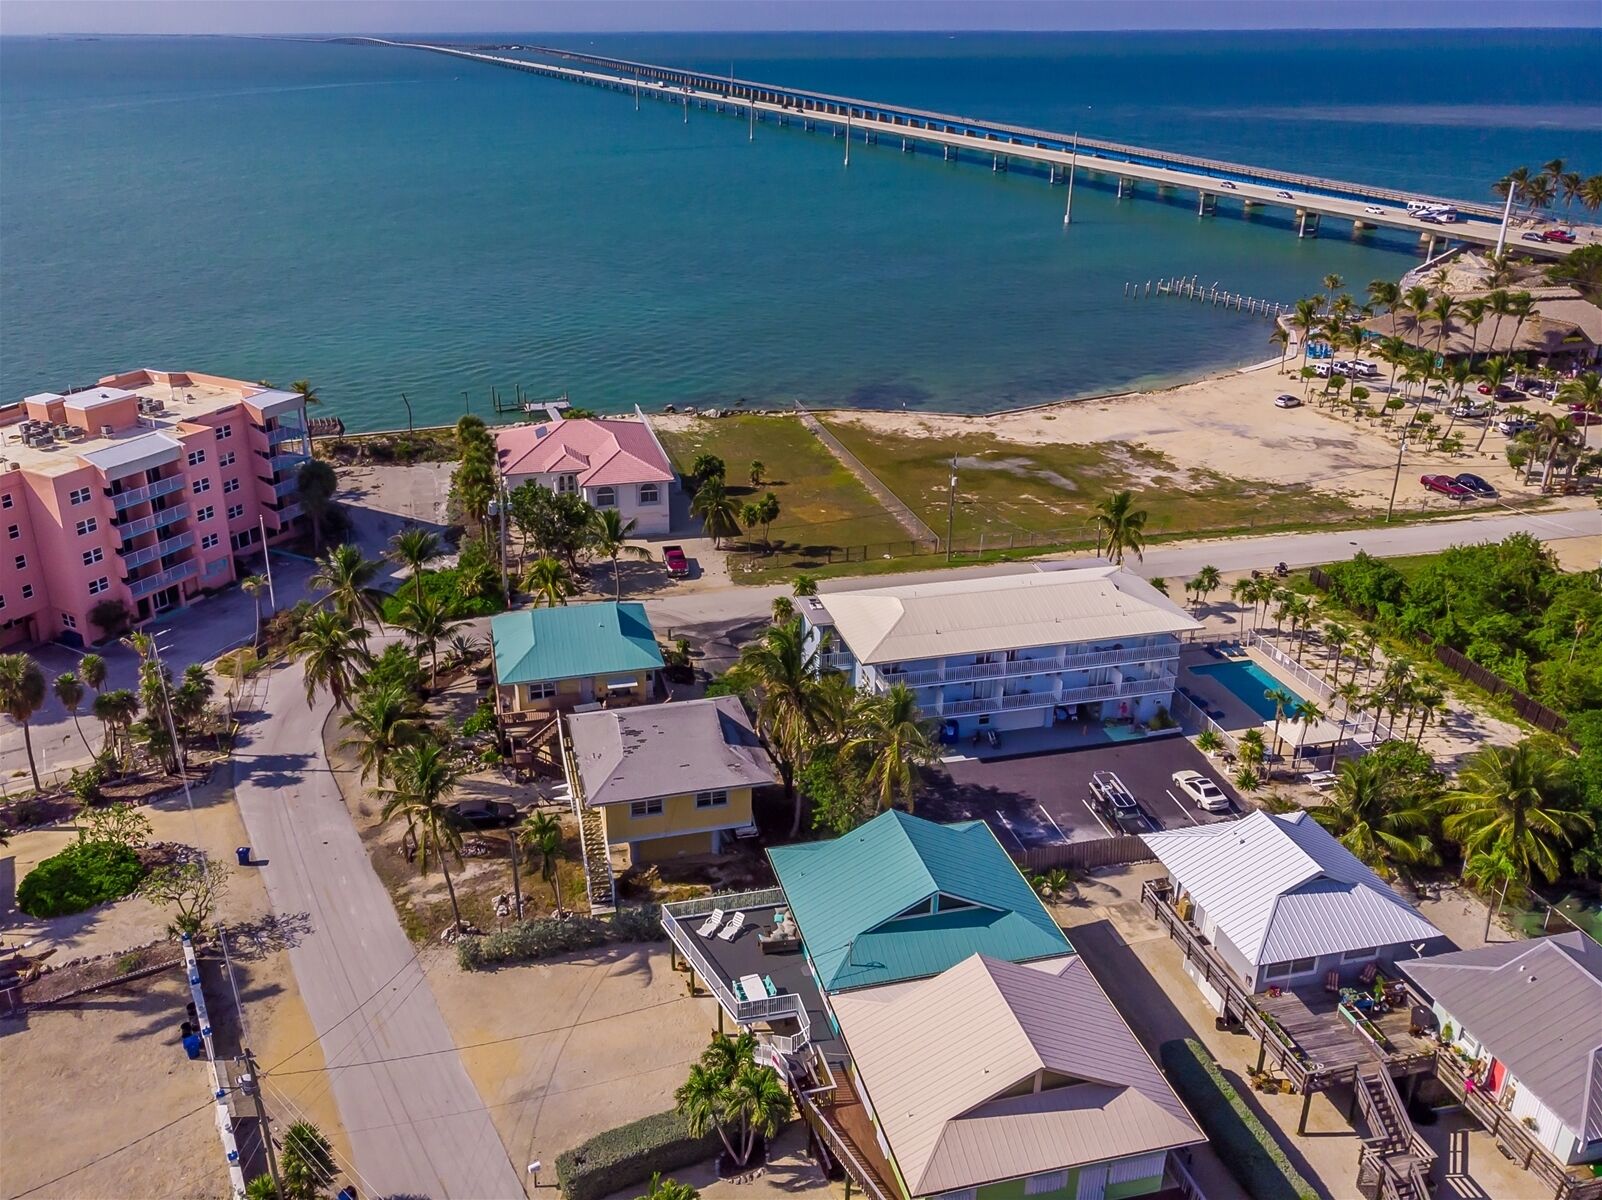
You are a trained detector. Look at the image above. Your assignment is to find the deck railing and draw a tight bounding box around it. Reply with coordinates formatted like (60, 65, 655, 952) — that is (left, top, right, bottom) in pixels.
(795, 1081, 897, 1200)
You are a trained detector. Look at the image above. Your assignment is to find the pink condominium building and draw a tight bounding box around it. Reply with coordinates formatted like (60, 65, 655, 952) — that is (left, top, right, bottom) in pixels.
(0, 369, 312, 650)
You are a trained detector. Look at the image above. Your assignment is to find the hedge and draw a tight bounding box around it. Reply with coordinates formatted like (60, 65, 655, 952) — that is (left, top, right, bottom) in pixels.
(17, 840, 147, 918)
(556, 1108, 722, 1200)
(456, 906, 663, 970)
(1159, 1038, 1318, 1200)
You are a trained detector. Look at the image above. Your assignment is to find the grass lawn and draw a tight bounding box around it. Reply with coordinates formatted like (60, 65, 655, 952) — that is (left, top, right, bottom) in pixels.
(819, 419, 1362, 546)
(657, 415, 911, 571)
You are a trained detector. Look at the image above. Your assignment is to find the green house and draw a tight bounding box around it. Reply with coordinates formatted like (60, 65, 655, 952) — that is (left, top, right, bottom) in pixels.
(490, 601, 664, 716)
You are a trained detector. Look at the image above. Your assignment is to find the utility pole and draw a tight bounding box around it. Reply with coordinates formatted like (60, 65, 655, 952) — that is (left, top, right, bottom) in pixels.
(239, 1051, 284, 1198)
(1385, 436, 1408, 522)
(257, 516, 276, 612)
(1063, 132, 1078, 226)
(945, 456, 957, 562)
(1493, 178, 1516, 259)
(844, 110, 851, 167)
(509, 832, 524, 919)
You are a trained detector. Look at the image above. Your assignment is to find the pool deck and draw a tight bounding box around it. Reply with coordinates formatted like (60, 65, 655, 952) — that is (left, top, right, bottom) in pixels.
(1178, 645, 1310, 735)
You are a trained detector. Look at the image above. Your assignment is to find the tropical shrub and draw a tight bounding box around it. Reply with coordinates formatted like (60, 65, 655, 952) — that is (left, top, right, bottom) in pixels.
(609, 905, 665, 942)
(1160, 1038, 1317, 1200)
(379, 565, 504, 623)
(456, 906, 664, 969)
(556, 1109, 722, 1200)
(17, 840, 147, 917)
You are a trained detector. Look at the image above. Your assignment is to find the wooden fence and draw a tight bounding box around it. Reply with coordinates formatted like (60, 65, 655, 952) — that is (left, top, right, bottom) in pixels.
(1017, 836, 1157, 874)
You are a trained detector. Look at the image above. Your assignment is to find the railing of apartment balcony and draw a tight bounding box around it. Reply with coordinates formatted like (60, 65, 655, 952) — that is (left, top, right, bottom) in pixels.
(818, 652, 856, 672)
(881, 639, 1183, 689)
(114, 504, 190, 538)
(268, 449, 310, 474)
(273, 503, 303, 525)
(271, 477, 300, 499)
(266, 424, 306, 447)
(128, 559, 198, 598)
(939, 672, 1178, 716)
(119, 530, 195, 570)
(110, 475, 185, 510)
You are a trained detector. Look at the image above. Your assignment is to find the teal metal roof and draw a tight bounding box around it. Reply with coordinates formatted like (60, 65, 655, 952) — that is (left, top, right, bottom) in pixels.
(768, 810, 1071, 993)
(490, 602, 664, 685)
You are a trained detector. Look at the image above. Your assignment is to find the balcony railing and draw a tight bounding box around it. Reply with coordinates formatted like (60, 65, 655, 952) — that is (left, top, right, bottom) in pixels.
(114, 503, 189, 538)
(110, 475, 185, 510)
(128, 559, 198, 598)
(818, 652, 856, 672)
(939, 673, 1177, 717)
(271, 476, 299, 499)
(119, 530, 195, 570)
(266, 424, 306, 447)
(273, 503, 303, 525)
(881, 639, 1183, 688)
(268, 449, 310, 474)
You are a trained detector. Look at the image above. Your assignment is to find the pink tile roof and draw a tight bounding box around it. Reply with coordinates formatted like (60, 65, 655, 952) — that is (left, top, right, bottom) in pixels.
(496, 417, 674, 489)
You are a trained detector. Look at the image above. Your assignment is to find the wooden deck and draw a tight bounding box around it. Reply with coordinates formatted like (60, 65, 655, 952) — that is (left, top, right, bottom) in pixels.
(1256, 985, 1433, 1079)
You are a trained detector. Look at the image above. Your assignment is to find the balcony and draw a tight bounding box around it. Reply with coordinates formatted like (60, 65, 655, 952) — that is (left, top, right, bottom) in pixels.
(114, 503, 189, 538)
(939, 672, 1177, 717)
(270, 476, 300, 499)
(119, 530, 195, 570)
(268, 449, 310, 474)
(818, 652, 856, 672)
(110, 475, 185, 511)
(128, 559, 198, 599)
(880, 639, 1182, 689)
(273, 503, 303, 525)
(266, 424, 306, 447)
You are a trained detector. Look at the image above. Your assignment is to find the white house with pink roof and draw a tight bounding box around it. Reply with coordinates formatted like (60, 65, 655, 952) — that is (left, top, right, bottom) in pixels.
(495, 407, 676, 537)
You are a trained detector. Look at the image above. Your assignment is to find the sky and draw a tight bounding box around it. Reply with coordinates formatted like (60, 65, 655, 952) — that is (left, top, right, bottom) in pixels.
(3, 0, 1600, 36)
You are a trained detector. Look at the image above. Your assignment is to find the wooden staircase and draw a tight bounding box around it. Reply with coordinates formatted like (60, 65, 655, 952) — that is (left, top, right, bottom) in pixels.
(1356, 1066, 1432, 1200)
(575, 800, 616, 914)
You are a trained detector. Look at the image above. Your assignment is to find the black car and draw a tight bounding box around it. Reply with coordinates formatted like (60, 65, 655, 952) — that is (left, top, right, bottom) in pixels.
(448, 799, 520, 830)
(1455, 473, 1497, 497)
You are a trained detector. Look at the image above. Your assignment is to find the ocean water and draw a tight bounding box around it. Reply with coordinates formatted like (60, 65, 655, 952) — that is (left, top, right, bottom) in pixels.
(2, 30, 1598, 431)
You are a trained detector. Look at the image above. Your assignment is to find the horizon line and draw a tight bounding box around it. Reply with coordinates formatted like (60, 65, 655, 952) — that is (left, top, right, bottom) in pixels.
(6, 25, 1601, 37)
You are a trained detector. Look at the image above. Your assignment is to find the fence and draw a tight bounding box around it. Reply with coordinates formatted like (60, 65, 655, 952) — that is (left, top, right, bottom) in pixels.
(1016, 836, 1157, 874)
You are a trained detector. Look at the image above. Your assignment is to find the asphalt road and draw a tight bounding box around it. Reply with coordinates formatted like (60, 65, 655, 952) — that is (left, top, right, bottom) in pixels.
(231, 655, 523, 1199)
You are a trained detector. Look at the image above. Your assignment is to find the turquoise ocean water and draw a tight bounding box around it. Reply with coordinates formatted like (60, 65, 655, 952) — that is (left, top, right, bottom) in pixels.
(2, 30, 1599, 431)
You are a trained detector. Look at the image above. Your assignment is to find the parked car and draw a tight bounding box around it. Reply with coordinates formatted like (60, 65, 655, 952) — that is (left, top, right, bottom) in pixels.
(448, 799, 519, 830)
(1274, 393, 1302, 409)
(1089, 771, 1146, 832)
(1450, 400, 1490, 419)
(662, 545, 690, 577)
(1454, 473, 1497, 496)
(1571, 405, 1602, 426)
(1172, 770, 1230, 813)
(1523, 379, 1551, 397)
(1350, 359, 1380, 377)
(1523, 231, 1550, 243)
(1477, 383, 1517, 399)
(1312, 362, 1333, 378)
(1496, 416, 1534, 436)
(1421, 474, 1472, 498)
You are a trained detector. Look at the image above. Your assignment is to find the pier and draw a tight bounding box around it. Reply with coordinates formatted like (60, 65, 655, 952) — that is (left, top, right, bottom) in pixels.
(351, 38, 1583, 258)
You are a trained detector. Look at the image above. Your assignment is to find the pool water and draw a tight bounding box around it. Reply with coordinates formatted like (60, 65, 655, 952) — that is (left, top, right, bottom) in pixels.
(1189, 659, 1309, 721)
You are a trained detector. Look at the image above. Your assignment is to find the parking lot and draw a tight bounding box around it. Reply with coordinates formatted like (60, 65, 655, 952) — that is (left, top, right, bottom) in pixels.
(919, 736, 1243, 851)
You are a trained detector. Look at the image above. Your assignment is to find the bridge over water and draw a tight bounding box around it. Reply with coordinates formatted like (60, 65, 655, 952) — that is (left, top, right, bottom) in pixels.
(359, 39, 1579, 260)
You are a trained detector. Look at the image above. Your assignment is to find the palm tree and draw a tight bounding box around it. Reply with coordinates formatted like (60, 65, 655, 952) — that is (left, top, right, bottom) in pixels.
(1558, 371, 1601, 450)
(1473, 357, 1512, 452)
(640, 1174, 700, 1200)
(725, 618, 827, 837)
(725, 1062, 792, 1165)
(1533, 414, 1576, 492)
(1090, 490, 1148, 564)
(310, 543, 382, 630)
(1367, 279, 1400, 314)
(1441, 741, 1592, 888)
(1582, 174, 1602, 215)
(0, 654, 48, 790)
(393, 592, 458, 688)
(1504, 292, 1536, 364)
(1263, 686, 1294, 760)
(290, 379, 321, 408)
(844, 684, 936, 815)
(771, 596, 795, 624)
(1237, 728, 1266, 774)
(1463, 848, 1519, 943)
(240, 574, 269, 651)
(387, 526, 440, 606)
(1291, 298, 1321, 374)
(1189, 565, 1221, 614)
(1484, 288, 1514, 354)
(290, 609, 370, 710)
(383, 741, 466, 930)
(1459, 296, 1489, 365)
(588, 508, 650, 600)
(1230, 578, 1255, 629)
(676, 1063, 740, 1165)
(1321, 621, 1351, 675)
(52, 671, 95, 760)
(520, 811, 565, 909)
(690, 478, 742, 548)
(1310, 756, 1436, 878)
(1290, 698, 1324, 770)
(1269, 325, 1290, 373)
(523, 556, 575, 607)
(93, 688, 140, 767)
(338, 682, 424, 785)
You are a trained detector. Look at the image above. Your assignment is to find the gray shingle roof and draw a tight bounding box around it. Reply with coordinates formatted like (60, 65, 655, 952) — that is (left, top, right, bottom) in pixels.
(1400, 932, 1602, 1140)
(566, 695, 775, 807)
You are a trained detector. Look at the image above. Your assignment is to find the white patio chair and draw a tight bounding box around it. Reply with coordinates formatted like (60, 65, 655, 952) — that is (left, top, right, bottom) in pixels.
(717, 911, 747, 942)
(696, 908, 726, 938)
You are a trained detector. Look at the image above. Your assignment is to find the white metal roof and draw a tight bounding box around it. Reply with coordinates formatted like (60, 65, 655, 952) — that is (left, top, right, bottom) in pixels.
(1141, 810, 1442, 967)
(830, 954, 1203, 1195)
(812, 566, 1199, 665)
(81, 430, 184, 478)
(63, 386, 138, 411)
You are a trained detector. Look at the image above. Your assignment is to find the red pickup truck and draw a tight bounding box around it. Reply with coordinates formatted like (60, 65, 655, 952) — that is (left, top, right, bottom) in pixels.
(662, 545, 690, 578)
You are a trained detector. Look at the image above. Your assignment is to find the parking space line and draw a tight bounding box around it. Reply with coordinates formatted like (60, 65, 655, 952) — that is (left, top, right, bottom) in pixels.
(1163, 788, 1202, 826)
(1081, 798, 1116, 838)
(1037, 804, 1069, 846)
(992, 808, 1029, 854)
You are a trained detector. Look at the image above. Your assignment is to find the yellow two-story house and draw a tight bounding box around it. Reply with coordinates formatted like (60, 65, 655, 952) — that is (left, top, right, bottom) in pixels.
(565, 696, 776, 864)
(491, 601, 664, 720)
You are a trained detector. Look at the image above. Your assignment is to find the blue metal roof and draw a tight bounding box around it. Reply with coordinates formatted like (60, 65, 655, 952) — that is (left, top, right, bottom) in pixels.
(768, 810, 1071, 993)
(490, 602, 664, 685)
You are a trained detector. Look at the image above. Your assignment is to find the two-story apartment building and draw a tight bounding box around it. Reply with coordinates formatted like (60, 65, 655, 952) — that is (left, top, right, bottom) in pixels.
(0, 369, 311, 649)
(490, 602, 665, 719)
(798, 565, 1200, 741)
(564, 695, 775, 864)
(495, 409, 675, 537)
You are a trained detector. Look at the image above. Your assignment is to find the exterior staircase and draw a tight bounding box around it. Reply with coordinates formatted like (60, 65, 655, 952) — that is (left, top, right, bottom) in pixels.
(1355, 1066, 1432, 1200)
(557, 718, 616, 914)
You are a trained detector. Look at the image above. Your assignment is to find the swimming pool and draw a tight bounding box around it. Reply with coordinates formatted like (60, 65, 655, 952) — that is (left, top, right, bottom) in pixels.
(1188, 659, 1309, 721)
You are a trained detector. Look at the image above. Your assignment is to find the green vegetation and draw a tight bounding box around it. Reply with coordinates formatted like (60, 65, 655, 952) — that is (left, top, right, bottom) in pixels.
(0, 653, 47, 791)
(18, 840, 147, 918)
(659, 415, 909, 564)
(247, 1118, 338, 1200)
(556, 1109, 723, 1200)
(1159, 1038, 1318, 1200)
(674, 1032, 792, 1169)
(456, 907, 663, 969)
(818, 422, 1357, 544)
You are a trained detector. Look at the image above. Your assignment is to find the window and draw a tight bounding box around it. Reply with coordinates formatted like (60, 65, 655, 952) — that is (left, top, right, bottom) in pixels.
(525, 680, 557, 700)
(201, 533, 220, 551)
(0, 594, 6, 610)
(630, 798, 665, 818)
(594, 486, 616, 508)
(1, 492, 12, 508)
(13, 554, 24, 571)
(218, 450, 236, 468)
(5, 524, 16, 540)
(938, 1190, 977, 1200)
(197, 505, 215, 523)
(76, 517, 98, 536)
(63, 612, 78, 628)
(223, 477, 240, 494)
(1025, 1172, 1067, 1195)
(1263, 957, 1318, 981)
(187, 449, 207, 467)
(1343, 947, 1379, 962)
(216, 423, 232, 440)
(21, 584, 33, 599)
(88, 577, 109, 596)
(556, 474, 577, 494)
(227, 503, 245, 520)
(82, 547, 103, 566)
(694, 790, 729, 809)
(70, 487, 92, 506)
(638, 483, 660, 505)
(191, 477, 211, 495)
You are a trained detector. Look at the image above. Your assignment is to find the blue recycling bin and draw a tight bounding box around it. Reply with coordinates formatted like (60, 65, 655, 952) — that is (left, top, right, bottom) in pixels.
(235, 846, 251, 867)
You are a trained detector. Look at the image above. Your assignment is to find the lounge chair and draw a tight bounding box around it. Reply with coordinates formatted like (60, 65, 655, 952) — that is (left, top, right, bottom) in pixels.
(696, 908, 726, 938)
(717, 911, 747, 942)
(732, 979, 747, 1002)
(1358, 961, 1379, 986)
(1324, 969, 1340, 994)
(763, 975, 778, 997)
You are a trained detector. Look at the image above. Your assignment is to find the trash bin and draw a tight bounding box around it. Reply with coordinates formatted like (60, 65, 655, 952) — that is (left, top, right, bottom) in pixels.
(235, 846, 251, 867)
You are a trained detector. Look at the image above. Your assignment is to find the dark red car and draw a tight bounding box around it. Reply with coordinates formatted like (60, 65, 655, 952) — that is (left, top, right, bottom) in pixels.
(662, 545, 690, 577)
(1543, 229, 1577, 244)
(1570, 405, 1602, 426)
(1421, 474, 1472, 498)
